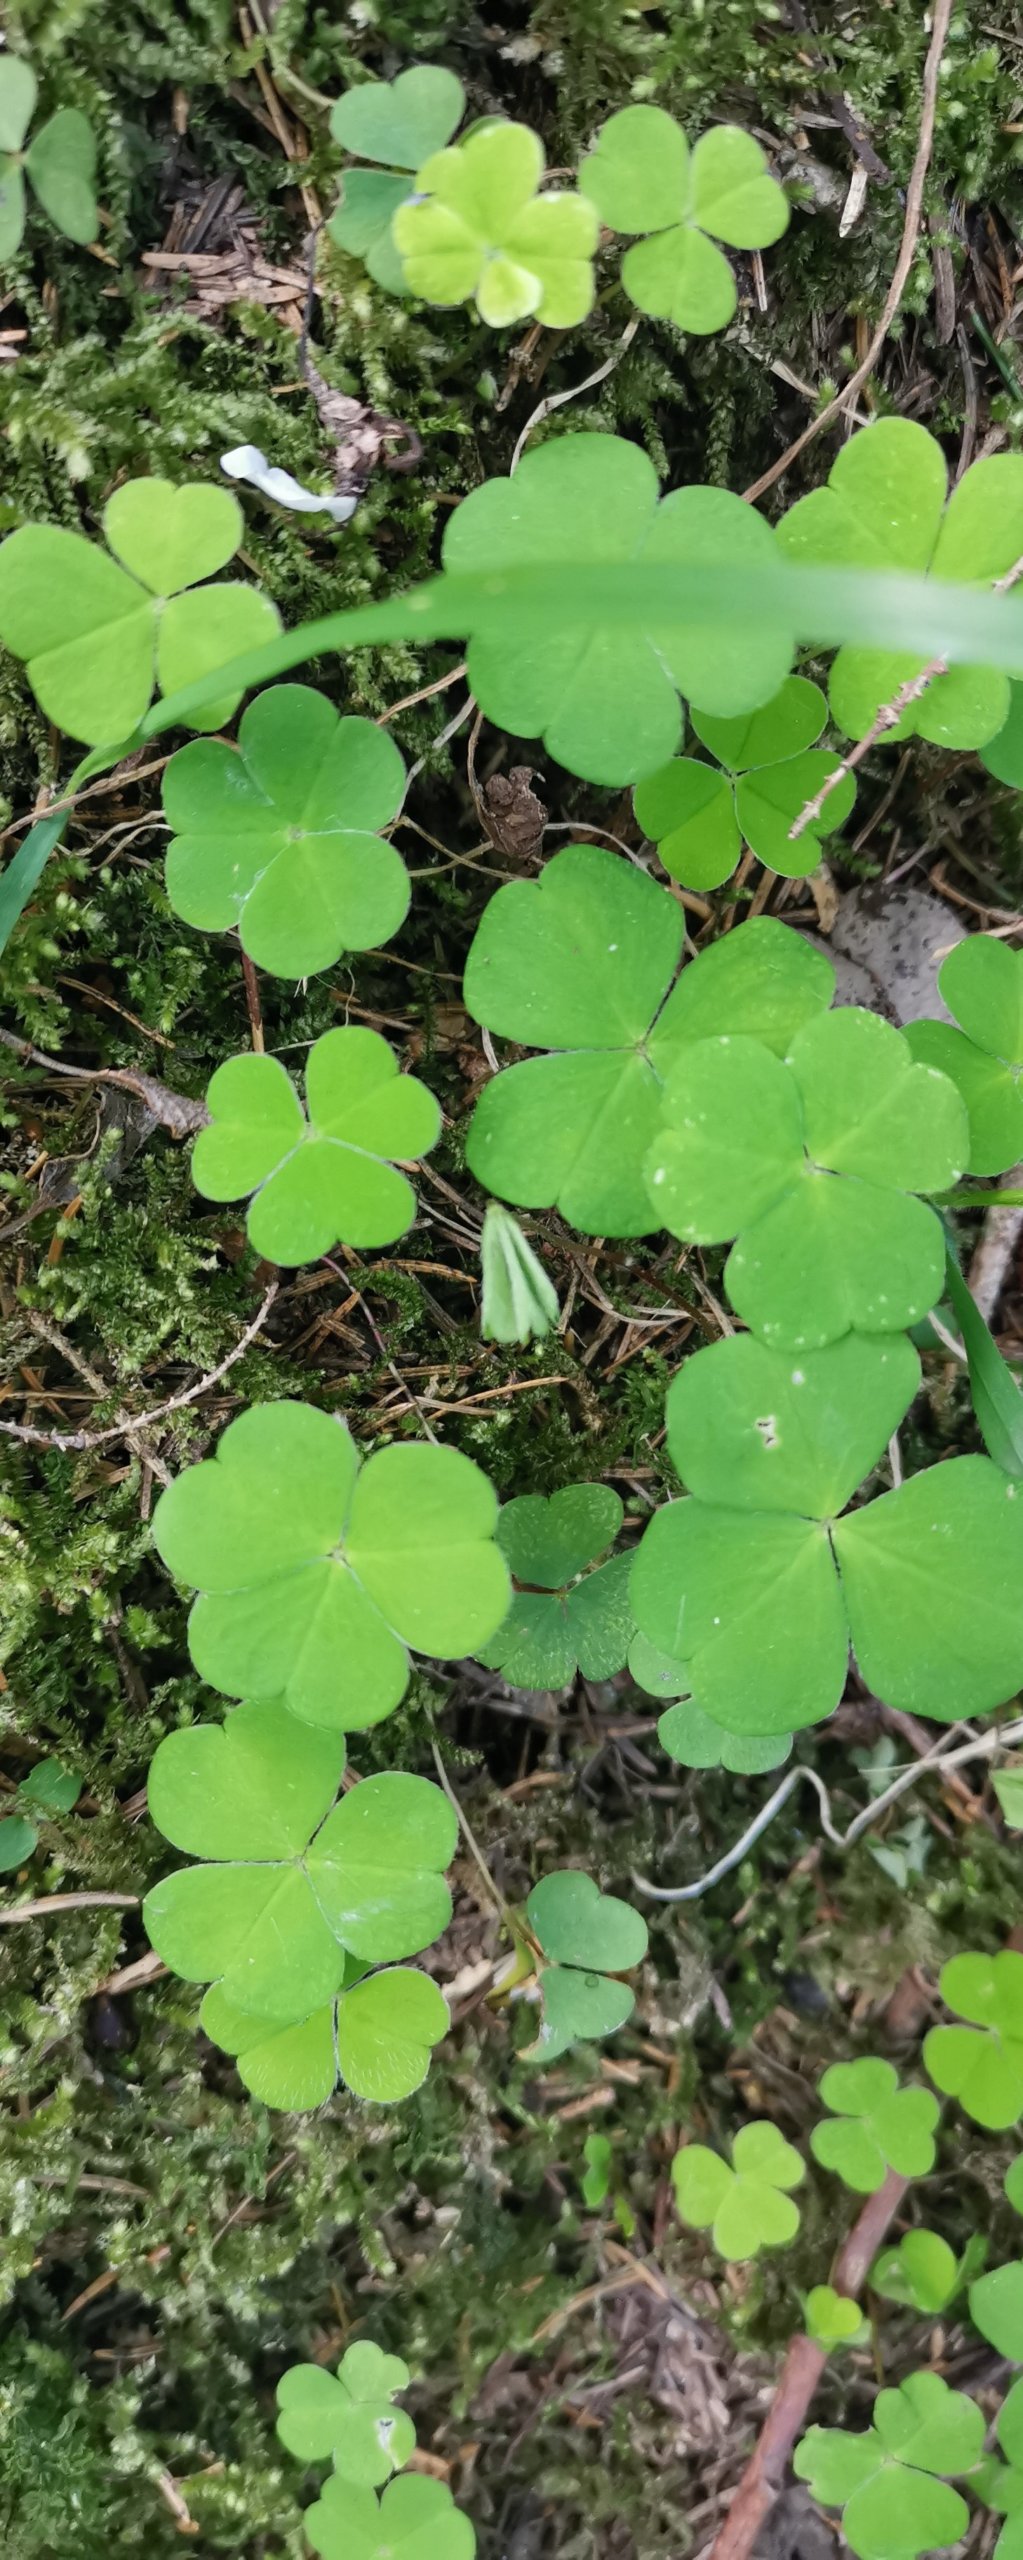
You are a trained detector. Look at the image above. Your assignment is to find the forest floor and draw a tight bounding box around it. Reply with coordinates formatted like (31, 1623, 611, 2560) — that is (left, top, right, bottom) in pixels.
(3, 3, 1023, 2556)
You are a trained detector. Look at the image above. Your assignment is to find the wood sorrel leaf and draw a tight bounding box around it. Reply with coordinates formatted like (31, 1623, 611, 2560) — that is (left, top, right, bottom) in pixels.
(647, 1006, 966, 1349)
(465, 862, 828, 1234)
(151, 1402, 509, 1729)
(796, 2372, 982, 2559)
(201, 1964, 448, 2109)
(632, 1336, 1023, 1734)
(277, 2343, 414, 2484)
(24, 107, 97, 242)
(479, 1202, 560, 1344)
(330, 66, 464, 169)
(329, 170, 411, 293)
(925, 1950, 1023, 2128)
(146, 1728, 456, 2015)
(811, 2058, 939, 2193)
(907, 936, 1023, 1173)
(635, 676, 855, 889)
(442, 433, 794, 783)
(163, 683, 408, 978)
(192, 1029, 440, 1263)
(0, 57, 38, 153)
(526, 1870, 648, 1975)
(478, 1486, 634, 1687)
(526, 1964, 636, 2063)
(393, 124, 597, 328)
(779, 420, 1023, 748)
(672, 2121, 803, 2261)
(0, 480, 278, 746)
(871, 2230, 961, 2314)
(970, 2262, 1023, 2360)
(579, 108, 788, 334)
(303, 2471, 476, 2560)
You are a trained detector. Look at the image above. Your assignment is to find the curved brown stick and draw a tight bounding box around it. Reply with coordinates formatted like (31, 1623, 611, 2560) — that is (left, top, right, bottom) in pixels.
(707, 2169, 910, 2560)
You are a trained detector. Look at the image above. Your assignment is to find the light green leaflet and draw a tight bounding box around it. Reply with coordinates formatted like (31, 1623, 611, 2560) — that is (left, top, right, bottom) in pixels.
(331, 65, 464, 166)
(803, 2286, 866, 2348)
(478, 1486, 634, 1688)
(0, 1815, 39, 1871)
(924, 1950, 1023, 2129)
(200, 1963, 448, 2109)
(0, 478, 279, 746)
(302, 2472, 476, 2560)
(628, 1634, 790, 1773)
(871, 2230, 976, 2315)
(0, 1755, 81, 1868)
(579, 108, 788, 334)
(442, 434, 794, 784)
(778, 419, 1023, 747)
(163, 683, 409, 980)
(479, 1202, 560, 1345)
(630, 1330, 1023, 1734)
(672, 2122, 804, 2262)
(151, 1402, 509, 1730)
(905, 935, 1023, 1175)
(0, 58, 98, 263)
(464, 858, 833, 1234)
(277, 2343, 415, 2486)
(144, 1703, 456, 2019)
(810, 2058, 939, 2194)
(983, 682, 1023, 785)
(633, 677, 855, 890)
(972, 2261, 1023, 2361)
(192, 1029, 440, 1264)
(394, 123, 597, 327)
(646, 1007, 967, 1349)
(329, 172, 411, 294)
(795, 2373, 985, 2560)
(525, 1869, 648, 2062)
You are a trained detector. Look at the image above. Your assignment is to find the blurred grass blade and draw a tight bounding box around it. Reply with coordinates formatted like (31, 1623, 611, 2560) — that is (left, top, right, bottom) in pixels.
(944, 1244, 1023, 1478)
(0, 808, 69, 953)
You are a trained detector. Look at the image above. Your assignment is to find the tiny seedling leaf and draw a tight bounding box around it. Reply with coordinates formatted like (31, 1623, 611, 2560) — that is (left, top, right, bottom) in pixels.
(634, 677, 855, 890)
(479, 1487, 633, 1687)
(479, 1202, 560, 1344)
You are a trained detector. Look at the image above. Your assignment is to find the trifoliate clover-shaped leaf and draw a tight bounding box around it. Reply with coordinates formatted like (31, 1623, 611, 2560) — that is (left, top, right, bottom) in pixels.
(525, 1868, 647, 2062)
(972, 2262, 1023, 2361)
(200, 1963, 448, 2109)
(778, 420, 1023, 749)
(331, 67, 465, 169)
(144, 1703, 457, 2017)
(0, 479, 279, 747)
(871, 2230, 966, 2315)
(811, 2059, 939, 2194)
(465, 859, 833, 1234)
(478, 1486, 634, 1687)
(192, 1030, 440, 1264)
(151, 1402, 509, 1730)
(795, 2373, 984, 2560)
(0, 59, 99, 262)
(905, 936, 1023, 1176)
(579, 108, 788, 334)
(634, 677, 855, 891)
(163, 683, 408, 980)
(628, 1636, 790, 1771)
(925, 1950, 1023, 2129)
(303, 2471, 476, 2560)
(479, 1202, 560, 1345)
(672, 2122, 804, 2262)
(277, 2343, 415, 2486)
(442, 434, 794, 785)
(646, 1006, 967, 1349)
(804, 2285, 867, 2347)
(393, 123, 597, 327)
(631, 1329, 1023, 1734)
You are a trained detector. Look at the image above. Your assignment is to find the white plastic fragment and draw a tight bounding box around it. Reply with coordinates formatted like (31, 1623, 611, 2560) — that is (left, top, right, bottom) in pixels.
(220, 444, 358, 524)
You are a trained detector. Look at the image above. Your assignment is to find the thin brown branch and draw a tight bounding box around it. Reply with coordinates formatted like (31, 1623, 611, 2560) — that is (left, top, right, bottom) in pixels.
(240, 951, 265, 1053)
(0, 1891, 140, 1923)
(0, 753, 173, 851)
(743, 0, 953, 503)
(707, 2171, 910, 2560)
(0, 1284, 277, 1456)
(0, 1025, 206, 1136)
